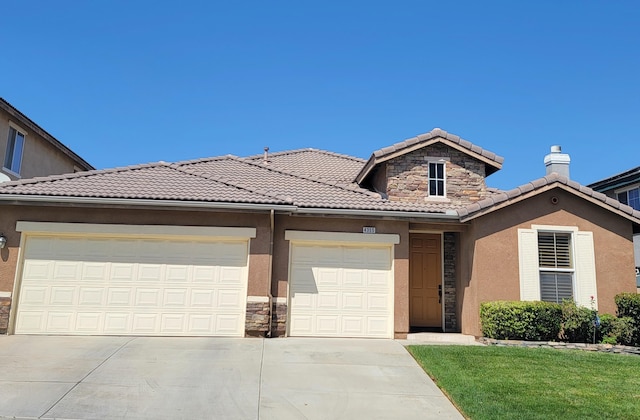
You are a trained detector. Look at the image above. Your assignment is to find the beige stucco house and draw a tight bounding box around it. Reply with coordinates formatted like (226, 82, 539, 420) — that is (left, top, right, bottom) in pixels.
(0, 128, 637, 338)
(0, 98, 93, 181)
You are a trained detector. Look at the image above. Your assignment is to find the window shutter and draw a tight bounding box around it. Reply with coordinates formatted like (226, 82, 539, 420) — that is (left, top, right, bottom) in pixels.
(575, 231, 597, 309)
(518, 229, 540, 301)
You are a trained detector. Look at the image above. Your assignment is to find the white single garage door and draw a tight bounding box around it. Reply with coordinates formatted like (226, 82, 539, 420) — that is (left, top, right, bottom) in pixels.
(287, 232, 397, 338)
(14, 223, 254, 337)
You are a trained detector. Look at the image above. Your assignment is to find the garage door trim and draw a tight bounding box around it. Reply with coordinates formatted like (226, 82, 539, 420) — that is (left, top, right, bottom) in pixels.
(16, 222, 256, 240)
(10, 223, 255, 336)
(285, 230, 399, 245)
(286, 230, 397, 339)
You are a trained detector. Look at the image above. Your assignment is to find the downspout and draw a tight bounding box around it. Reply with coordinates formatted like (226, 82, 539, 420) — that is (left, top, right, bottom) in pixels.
(267, 209, 275, 337)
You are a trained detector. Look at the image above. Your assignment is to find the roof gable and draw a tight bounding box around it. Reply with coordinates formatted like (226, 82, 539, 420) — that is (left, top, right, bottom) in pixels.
(355, 128, 504, 185)
(0, 98, 94, 171)
(458, 172, 640, 226)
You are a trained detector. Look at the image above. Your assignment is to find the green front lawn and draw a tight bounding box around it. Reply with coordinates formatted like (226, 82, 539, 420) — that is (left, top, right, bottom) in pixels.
(407, 345, 640, 420)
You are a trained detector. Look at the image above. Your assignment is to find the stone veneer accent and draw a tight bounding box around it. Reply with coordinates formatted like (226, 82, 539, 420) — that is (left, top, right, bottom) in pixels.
(245, 299, 270, 337)
(385, 143, 490, 206)
(271, 300, 287, 337)
(0, 297, 10, 334)
(443, 233, 457, 332)
(479, 337, 640, 356)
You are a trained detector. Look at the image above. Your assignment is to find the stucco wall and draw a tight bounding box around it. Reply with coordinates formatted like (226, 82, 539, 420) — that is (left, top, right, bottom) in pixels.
(460, 188, 637, 337)
(384, 142, 490, 206)
(0, 109, 82, 180)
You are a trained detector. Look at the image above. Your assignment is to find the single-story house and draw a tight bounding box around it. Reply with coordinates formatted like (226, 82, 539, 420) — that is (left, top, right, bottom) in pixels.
(0, 128, 638, 338)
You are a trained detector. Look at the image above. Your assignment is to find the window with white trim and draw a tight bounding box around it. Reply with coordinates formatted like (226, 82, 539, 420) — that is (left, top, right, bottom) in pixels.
(428, 162, 445, 197)
(617, 187, 640, 211)
(4, 126, 25, 175)
(518, 226, 597, 309)
(538, 232, 573, 303)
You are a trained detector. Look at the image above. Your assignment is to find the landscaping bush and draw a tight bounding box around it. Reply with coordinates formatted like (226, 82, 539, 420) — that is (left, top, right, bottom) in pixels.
(615, 293, 640, 346)
(598, 313, 617, 344)
(559, 300, 595, 343)
(480, 301, 561, 341)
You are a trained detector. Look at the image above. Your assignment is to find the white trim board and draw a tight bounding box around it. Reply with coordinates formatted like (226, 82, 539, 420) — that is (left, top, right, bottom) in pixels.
(16, 221, 256, 240)
(285, 230, 400, 245)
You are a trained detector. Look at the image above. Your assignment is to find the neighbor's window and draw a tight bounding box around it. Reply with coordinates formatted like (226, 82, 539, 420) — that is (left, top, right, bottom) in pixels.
(617, 187, 640, 211)
(4, 126, 25, 174)
(538, 232, 574, 303)
(428, 162, 445, 197)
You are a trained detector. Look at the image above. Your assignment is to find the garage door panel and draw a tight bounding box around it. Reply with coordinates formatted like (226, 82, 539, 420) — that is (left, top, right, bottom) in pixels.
(20, 286, 48, 305)
(76, 313, 102, 332)
(165, 266, 190, 282)
(50, 287, 76, 305)
(78, 288, 105, 306)
(135, 289, 161, 306)
(110, 264, 137, 281)
(289, 243, 393, 338)
(22, 261, 52, 280)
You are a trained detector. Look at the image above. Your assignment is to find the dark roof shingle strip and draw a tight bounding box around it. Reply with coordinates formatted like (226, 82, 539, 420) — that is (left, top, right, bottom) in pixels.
(458, 173, 640, 222)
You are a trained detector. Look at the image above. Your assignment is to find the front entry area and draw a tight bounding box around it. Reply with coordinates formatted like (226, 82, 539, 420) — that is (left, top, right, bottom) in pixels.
(409, 233, 442, 330)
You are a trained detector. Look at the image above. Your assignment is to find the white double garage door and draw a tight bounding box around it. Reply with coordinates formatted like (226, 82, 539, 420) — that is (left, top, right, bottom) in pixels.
(14, 223, 255, 337)
(13, 224, 398, 338)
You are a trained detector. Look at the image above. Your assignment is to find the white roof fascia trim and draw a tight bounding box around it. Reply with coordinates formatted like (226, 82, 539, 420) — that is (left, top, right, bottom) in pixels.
(294, 207, 460, 219)
(285, 230, 400, 245)
(0, 195, 298, 212)
(16, 221, 257, 239)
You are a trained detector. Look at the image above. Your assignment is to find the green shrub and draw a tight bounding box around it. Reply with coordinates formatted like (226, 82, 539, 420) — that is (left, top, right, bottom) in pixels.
(559, 300, 596, 343)
(615, 293, 640, 319)
(615, 293, 640, 346)
(613, 317, 637, 346)
(480, 301, 562, 341)
(598, 313, 617, 343)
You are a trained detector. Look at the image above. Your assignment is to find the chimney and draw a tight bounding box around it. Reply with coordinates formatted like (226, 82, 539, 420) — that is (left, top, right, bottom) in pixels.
(544, 145, 570, 178)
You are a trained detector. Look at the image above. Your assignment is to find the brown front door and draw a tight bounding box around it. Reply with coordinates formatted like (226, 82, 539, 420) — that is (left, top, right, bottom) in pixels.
(409, 234, 442, 328)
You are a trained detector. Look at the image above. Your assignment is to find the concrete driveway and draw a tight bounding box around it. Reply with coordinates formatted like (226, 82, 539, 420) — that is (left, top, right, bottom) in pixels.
(0, 336, 463, 419)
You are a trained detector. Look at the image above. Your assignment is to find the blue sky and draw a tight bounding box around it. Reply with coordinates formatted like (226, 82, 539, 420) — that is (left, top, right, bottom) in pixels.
(2, 1, 638, 190)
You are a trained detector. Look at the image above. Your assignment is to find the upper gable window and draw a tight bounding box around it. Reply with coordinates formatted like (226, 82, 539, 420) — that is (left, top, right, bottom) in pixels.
(617, 187, 640, 211)
(4, 125, 25, 175)
(428, 162, 445, 197)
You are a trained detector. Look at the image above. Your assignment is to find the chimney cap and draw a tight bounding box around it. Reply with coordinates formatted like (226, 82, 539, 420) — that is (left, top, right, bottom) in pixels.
(550, 145, 562, 153)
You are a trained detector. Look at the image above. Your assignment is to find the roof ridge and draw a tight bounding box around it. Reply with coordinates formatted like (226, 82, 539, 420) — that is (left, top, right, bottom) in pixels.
(458, 172, 640, 221)
(168, 164, 292, 204)
(227, 155, 382, 199)
(171, 154, 238, 166)
(372, 128, 504, 164)
(245, 148, 366, 163)
(0, 161, 173, 188)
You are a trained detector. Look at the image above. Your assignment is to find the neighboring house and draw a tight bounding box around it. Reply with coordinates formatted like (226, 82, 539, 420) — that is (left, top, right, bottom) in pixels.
(0, 128, 637, 338)
(0, 98, 93, 180)
(588, 167, 640, 291)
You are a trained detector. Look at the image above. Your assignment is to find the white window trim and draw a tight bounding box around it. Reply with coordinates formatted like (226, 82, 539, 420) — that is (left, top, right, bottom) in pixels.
(4, 121, 26, 177)
(518, 225, 597, 309)
(427, 159, 447, 198)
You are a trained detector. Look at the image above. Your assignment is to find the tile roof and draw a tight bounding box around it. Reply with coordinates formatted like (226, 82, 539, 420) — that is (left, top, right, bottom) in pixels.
(356, 128, 504, 184)
(245, 148, 365, 182)
(175, 155, 455, 212)
(0, 154, 459, 215)
(0, 162, 284, 204)
(0, 98, 94, 171)
(458, 172, 640, 223)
